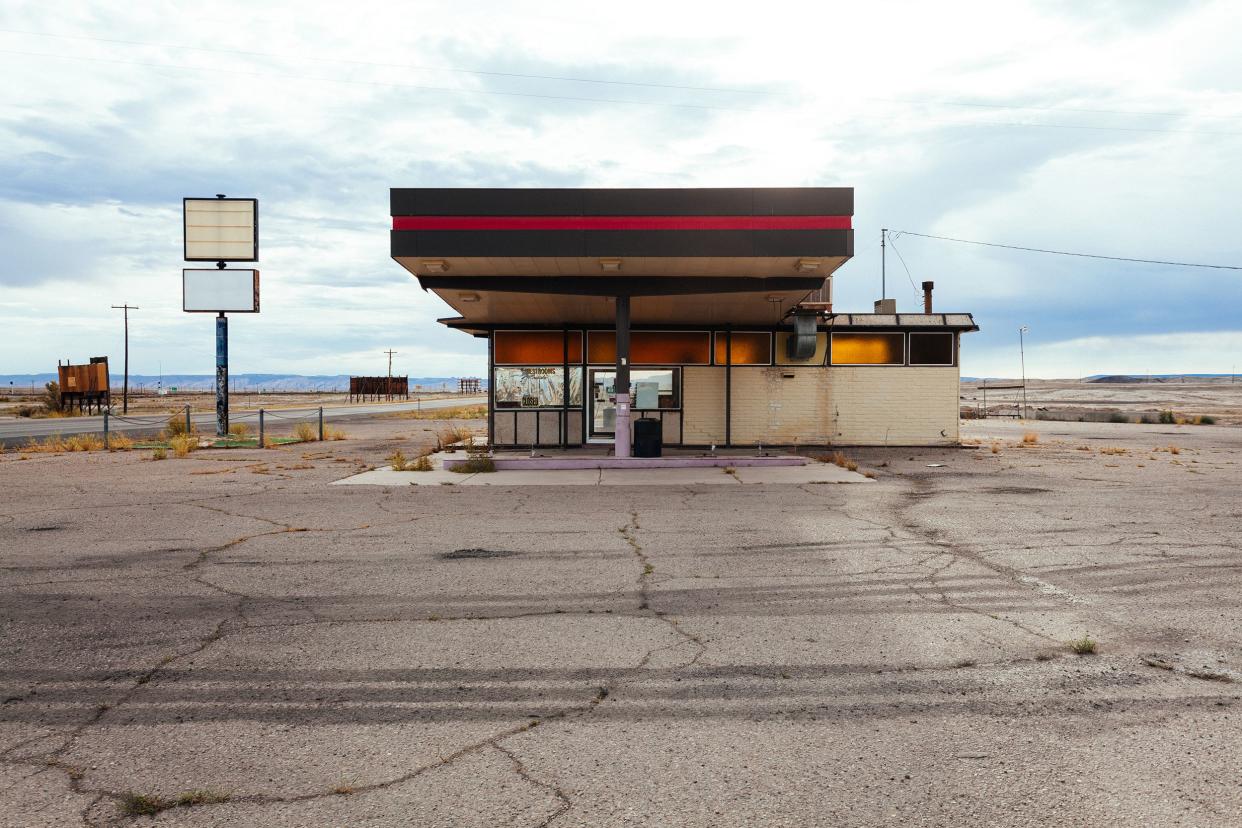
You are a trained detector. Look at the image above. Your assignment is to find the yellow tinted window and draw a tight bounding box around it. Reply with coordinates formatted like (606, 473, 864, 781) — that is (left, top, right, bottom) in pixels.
(831, 333, 904, 365)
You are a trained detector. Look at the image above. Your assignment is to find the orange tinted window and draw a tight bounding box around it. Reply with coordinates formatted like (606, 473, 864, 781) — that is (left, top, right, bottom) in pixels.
(494, 331, 582, 364)
(713, 332, 771, 365)
(588, 331, 710, 364)
(831, 333, 904, 365)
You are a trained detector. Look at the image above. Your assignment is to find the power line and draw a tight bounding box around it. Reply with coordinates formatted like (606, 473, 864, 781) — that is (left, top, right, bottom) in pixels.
(0, 48, 756, 113)
(884, 234, 923, 300)
(11, 28, 1241, 124)
(879, 96, 1242, 122)
(889, 231, 1242, 271)
(6, 30, 1242, 134)
(0, 27, 761, 96)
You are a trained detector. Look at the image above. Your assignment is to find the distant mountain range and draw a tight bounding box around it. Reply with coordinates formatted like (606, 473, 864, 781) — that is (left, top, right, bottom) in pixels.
(0, 374, 477, 392)
(961, 374, 1239, 383)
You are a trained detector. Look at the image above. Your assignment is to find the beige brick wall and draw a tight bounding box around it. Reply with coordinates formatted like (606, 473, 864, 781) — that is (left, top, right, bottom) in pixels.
(828, 366, 959, 445)
(680, 364, 959, 446)
(681, 366, 726, 444)
(730, 367, 833, 445)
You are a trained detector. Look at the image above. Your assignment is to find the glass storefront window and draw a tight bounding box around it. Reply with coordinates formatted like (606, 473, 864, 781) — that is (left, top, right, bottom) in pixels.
(630, 368, 679, 409)
(909, 332, 955, 365)
(588, 331, 710, 364)
(494, 331, 582, 365)
(830, 333, 905, 365)
(494, 367, 583, 408)
(589, 368, 679, 436)
(713, 332, 772, 365)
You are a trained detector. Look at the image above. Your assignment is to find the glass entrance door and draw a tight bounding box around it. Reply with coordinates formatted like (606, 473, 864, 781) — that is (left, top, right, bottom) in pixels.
(589, 369, 616, 440)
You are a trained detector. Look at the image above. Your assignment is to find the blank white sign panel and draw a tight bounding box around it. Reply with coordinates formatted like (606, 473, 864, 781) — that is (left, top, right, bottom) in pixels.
(183, 269, 260, 312)
(184, 198, 258, 261)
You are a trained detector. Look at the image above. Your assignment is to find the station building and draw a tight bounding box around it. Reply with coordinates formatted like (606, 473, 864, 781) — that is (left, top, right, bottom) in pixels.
(390, 187, 977, 454)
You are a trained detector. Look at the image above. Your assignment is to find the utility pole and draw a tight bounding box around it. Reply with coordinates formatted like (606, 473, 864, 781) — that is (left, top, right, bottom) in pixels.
(880, 228, 887, 300)
(111, 304, 138, 413)
(1019, 325, 1030, 420)
(384, 349, 397, 401)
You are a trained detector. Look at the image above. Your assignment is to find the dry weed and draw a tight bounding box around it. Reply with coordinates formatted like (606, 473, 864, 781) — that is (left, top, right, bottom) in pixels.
(388, 405, 486, 421)
(66, 434, 104, 452)
(169, 434, 197, 458)
(1022, 432, 1038, 444)
(107, 433, 134, 451)
(294, 422, 317, 442)
(164, 412, 195, 438)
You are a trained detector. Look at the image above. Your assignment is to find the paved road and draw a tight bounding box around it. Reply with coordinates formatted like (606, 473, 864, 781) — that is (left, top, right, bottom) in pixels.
(0, 396, 486, 446)
(1, 418, 1240, 825)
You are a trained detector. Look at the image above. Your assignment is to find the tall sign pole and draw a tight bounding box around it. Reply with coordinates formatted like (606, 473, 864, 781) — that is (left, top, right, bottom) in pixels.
(110, 304, 138, 413)
(216, 309, 229, 435)
(183, 194, 259, 439)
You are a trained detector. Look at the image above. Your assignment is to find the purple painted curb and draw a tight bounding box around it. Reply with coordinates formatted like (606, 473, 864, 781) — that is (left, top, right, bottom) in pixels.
(444, 456, 809, 471)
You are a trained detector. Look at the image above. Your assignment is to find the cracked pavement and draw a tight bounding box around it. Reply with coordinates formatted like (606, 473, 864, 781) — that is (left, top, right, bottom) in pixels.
(1, 417, 1241, 826)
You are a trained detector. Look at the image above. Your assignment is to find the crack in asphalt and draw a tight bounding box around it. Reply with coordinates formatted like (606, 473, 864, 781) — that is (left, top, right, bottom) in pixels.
(493, 743, 573, 827)
(3, 500, 707, 825)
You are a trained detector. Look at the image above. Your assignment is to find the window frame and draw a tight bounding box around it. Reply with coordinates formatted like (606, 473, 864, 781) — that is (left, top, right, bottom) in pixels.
(586, 330, 712, 366)
(712, 331, 773, 366)
(908, 332, 957, 367)
(829, 332, 907, 366)
(493, 329, 583, 366)
(492, 365, 584, 410)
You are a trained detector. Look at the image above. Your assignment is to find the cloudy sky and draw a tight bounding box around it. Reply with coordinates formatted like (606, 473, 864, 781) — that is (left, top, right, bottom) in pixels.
(2, 0, 1240, 379)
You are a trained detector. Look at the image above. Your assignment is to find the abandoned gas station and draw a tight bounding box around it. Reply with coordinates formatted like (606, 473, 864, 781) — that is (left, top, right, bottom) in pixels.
(390, 188, 977, 458)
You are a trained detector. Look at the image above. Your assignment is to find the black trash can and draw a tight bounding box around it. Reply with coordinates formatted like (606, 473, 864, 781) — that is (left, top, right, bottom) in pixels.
(633, 418, 662, 458)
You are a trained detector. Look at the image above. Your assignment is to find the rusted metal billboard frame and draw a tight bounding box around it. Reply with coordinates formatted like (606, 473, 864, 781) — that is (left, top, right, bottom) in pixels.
(58, 357, 111, 413)
(349, 376, 409, 402)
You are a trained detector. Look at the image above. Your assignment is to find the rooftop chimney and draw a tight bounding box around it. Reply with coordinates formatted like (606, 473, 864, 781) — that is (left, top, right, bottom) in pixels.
(874, 298, 896, 314)
(922, 281, 934, 313)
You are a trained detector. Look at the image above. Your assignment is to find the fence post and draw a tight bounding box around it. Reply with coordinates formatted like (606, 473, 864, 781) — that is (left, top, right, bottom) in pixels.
(103, 409, 109, 450)
(185, 405, 192, 436)
(259, 409, 265, 448)
(318, 407, 324, 441)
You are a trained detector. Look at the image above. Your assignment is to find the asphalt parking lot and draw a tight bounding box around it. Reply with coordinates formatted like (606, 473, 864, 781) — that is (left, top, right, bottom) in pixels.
(1, 417, 1240, 826)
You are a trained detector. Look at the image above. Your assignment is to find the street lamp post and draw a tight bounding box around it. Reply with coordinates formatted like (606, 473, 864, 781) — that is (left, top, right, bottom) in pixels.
(1019, 325, 1030, 420)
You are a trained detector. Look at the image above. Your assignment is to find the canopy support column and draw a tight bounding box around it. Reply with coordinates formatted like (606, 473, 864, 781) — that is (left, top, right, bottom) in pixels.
(614, 294, 631, 458)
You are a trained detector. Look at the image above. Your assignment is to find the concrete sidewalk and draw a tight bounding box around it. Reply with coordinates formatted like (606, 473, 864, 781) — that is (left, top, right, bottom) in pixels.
(333, 462, 872, 486)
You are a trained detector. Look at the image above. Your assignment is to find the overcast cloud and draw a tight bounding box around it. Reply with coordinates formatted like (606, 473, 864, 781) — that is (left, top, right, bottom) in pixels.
(1, 0, 1240, 378)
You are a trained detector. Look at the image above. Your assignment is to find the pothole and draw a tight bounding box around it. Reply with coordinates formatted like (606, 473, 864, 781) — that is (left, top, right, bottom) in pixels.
(440, 548, 519, 560)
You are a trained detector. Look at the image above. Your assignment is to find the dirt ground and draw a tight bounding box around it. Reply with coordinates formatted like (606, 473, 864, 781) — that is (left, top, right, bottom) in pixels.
(1, 414, 1240, 826)
(962, 377, 1242, 424)
(0, 392, 463, 419)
